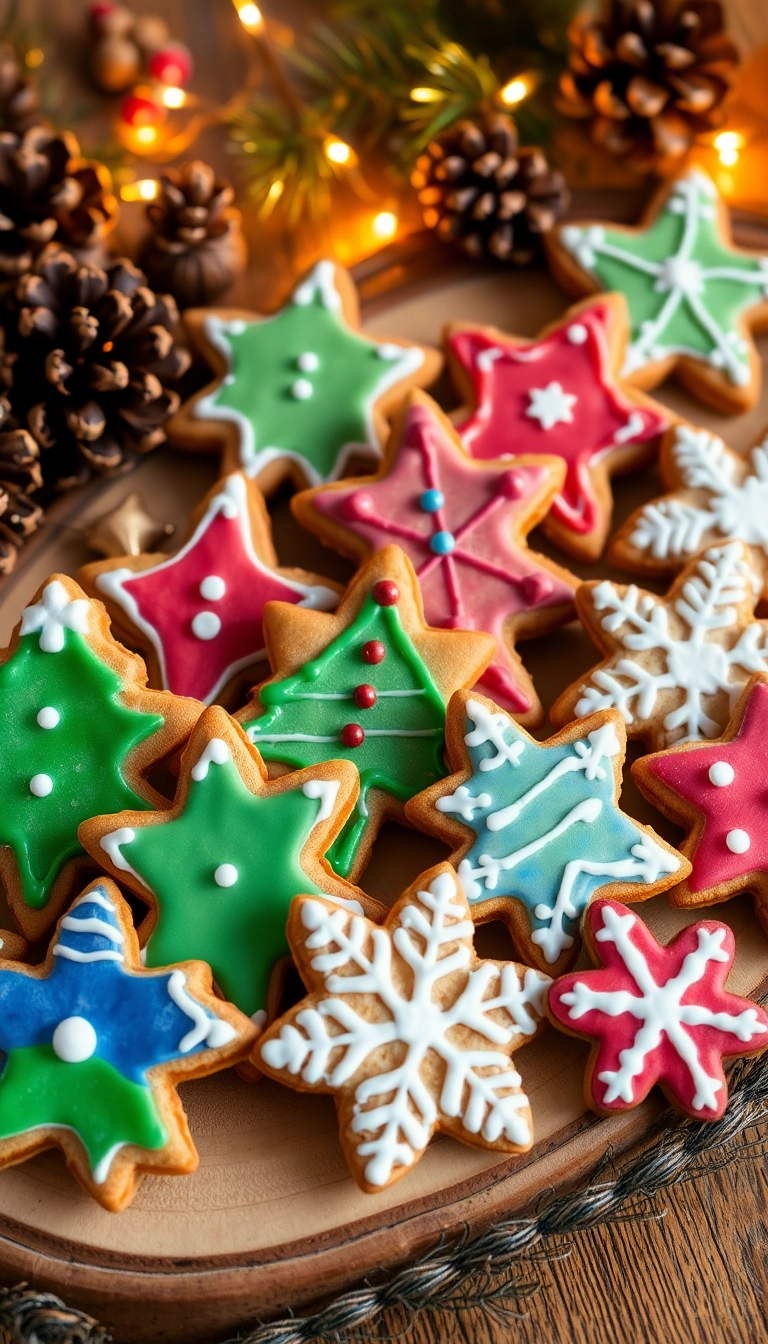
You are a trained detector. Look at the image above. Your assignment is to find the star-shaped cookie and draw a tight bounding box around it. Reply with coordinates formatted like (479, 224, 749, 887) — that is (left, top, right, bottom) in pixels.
(548, 167, 768, 413)
(292, 392, 577, 725)
(610, 421, 768, 599)
(447, 294, 668, 560)
(80, 473, 340, 705)
(551, 542, 768, 750)
(633, 673, 768, 920)
(80, 706, 381, 1027)
(168, 260, 442, 493)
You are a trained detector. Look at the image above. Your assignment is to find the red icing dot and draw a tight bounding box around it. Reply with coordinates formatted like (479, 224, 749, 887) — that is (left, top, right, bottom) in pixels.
(341, 723, 365, 748)
(353, 683, 377, 709)
(520, 573, 555, 604)
(499, 469, 527, 499)
(373, 580, 399, 606)
(343, 491, 375, 522)
(362, 640, 386, 664)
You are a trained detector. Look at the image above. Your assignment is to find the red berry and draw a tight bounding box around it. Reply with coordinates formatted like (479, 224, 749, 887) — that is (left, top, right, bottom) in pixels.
(353, 683, 377, 709)
(121, 90, 163, 128)
(341, 723, 365, 748)
(148, 42, 193, 85)
(362, 640, 385, 664)
(373, 579, 399, 606)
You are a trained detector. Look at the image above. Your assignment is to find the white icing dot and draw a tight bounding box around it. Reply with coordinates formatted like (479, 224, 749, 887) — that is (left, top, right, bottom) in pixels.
(52, 1016, 97, 1063)
(567, 323, 588, 344)
(297, 352, 319, 372)
(199, 575, 226, 602)
(37, 707, 59, 729)
(708, 761, 734, 787)
(377, 343, 401, 361)
(30, 773, 53, 798)
(223, 373, 235, 385)
(291, 378, 313, 400)
(726, 829, 750, 854)
(192, 611, 221, 641)
(215, 863, 238, 888)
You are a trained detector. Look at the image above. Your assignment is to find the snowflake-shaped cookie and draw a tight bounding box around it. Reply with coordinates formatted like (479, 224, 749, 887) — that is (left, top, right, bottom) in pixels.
(258, 864, 550, 1192)
(548, 899, 768, 1119)
(611, 424, 768, 600)
(552, 542, 768, 749)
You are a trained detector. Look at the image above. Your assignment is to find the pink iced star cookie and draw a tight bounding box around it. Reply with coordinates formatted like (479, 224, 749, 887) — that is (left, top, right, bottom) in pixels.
(293, 392, 577, 725)
(548, 898, 768, 1120)
(80, 473, 340, 705)
(446, 294, 669, 561)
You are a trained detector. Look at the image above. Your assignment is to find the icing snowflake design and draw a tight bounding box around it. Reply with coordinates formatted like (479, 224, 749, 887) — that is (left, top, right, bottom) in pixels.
(427, 698, 680, 966)
(21, 581, 89, 654)
(259, 868, 549, 1190)
(548, 900, 768, 1119)
(567, 543, 768, 745)
(560, 169, 768, 386)
(526, 382, 577, 430)
(623, 426, 768, 581)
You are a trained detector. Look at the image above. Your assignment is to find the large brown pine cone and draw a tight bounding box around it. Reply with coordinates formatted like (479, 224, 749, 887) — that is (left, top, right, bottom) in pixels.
(0, 45, 44, 136)
(0, 126, 118, 281)
(411, 113, 569, 264)
(0, 246, 191, 490)
(139, 160, 247, 308)
(0, 395, 42, 574)
(558, 0, 739, 169)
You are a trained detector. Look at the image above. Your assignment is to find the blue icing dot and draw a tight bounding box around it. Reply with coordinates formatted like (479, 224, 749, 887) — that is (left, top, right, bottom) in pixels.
(430, 531, 455, 555)
(420, 489, 444, 513)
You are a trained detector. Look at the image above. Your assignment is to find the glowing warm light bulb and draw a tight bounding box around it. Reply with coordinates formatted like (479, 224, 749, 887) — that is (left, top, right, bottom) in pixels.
(410, 87, 443, 103)
(373, 211, 397, 240)
(120, 179, 160, 202)
(500, 77, 528, 106)
(325, 138, 353, 165)
(136, 125, 158, 146)
(237, 2, 264, 32)
(162, 86, 186, 108)
(25, 48, 44, 68)
(714, 131, 743, 167)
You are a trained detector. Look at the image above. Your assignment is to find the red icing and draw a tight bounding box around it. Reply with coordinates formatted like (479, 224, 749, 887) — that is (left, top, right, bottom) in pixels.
(373, 580, 399, 606)
(450, 300, 668, 538)
(353, 684, 377, 709)
(645, 680, 768, 893)
(362, 640, 385, 665)
(549, 899, 768, 1119)
(341, 723, 365, 747)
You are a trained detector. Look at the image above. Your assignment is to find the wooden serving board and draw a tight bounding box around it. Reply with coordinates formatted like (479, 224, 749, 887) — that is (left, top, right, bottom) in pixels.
(1, 251, 768, 1344)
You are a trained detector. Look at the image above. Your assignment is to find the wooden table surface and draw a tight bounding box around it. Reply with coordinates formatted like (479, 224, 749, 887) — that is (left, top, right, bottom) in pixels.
(25, 1, 768, 1341)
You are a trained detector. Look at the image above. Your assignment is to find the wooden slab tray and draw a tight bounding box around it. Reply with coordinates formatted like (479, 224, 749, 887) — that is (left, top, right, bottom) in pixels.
(1, 241, 768, 1344)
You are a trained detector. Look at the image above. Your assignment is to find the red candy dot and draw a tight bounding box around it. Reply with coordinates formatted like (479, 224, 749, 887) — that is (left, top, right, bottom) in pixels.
(343, 491, 375, 522)
(341, 723, 365, 748)
(362, 640, 385, 664)
(373, 580, 399, 606)
(520, 572, 555, 604)
(353, 683, 377, 709)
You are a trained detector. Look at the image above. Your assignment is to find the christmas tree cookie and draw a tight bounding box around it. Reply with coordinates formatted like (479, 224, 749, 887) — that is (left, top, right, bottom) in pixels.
(292, 392, 577, 724)
(238, 546, 494, 881)
(547, 167, 768, 413)
(258, 863, 551, 1192)
(0, 575, 200, 941)
(168, 260, 442, 493)
(80, 473, 340, 705)
(406, 691, 685, 975)
(81, 706, 383, 1027)
(0, 877, 255, 1211)
(446, 295, 669, 561)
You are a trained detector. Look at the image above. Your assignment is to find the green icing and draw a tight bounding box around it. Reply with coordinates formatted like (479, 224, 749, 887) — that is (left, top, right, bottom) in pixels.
(0, 628, 164, 911)
(0, 1045, 166, 1180)
(244, 594, 447, 876)
(562, 170, 768, 386)
(200, 261, 420, 483)
(118, 752, 327, 1017)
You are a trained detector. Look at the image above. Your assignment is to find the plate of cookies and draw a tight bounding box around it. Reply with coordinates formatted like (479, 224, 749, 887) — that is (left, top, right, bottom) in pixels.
(1, 167, 768, 1342)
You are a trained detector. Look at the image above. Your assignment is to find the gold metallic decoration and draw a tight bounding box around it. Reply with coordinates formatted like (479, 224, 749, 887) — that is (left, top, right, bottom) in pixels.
(85, 493, 175, 558)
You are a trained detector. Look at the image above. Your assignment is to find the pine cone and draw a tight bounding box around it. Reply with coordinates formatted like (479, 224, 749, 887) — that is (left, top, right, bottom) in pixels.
(411, 113, 569, 264)
(0, 246, 191, 490)
(0, 126, 118, 282)
(559, 0, 739, 169)
(0, 394, 42, 573)
(139, 160, 247, 308)
(0, 44, 44, 136)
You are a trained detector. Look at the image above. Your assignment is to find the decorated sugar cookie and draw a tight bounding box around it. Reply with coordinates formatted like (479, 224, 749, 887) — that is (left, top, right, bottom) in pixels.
(238, 546, 494, 881)
(406, 692, 684, 975)
(547, 899, 768, 1120)
(0, 575, 199, 942)
(80, 473, 340, 705)
(80, 706, 380, 1027)
(547, 168, 768, 413)
(0, 877, 255, 1211)
(258, 863, 550, 1192)
(446, 295, 669, 561)
(292, 393, 577, 724)
(168, 260, 441, 493)
(551, 542, 768, 750)
(611, 422, 768, 597)
(633, 674, 768, 922)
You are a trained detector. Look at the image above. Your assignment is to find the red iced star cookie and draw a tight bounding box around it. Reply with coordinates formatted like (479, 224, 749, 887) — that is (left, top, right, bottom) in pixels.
(293, 392, 577, 725)
(548, 898, 768, 1120)
(447, 294, 669, 561)
(80, 473, 340, 705)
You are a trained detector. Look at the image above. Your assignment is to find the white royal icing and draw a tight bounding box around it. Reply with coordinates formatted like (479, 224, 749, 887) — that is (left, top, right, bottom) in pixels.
(21, 581, 89, 653)
(525, 381, 577, 431)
